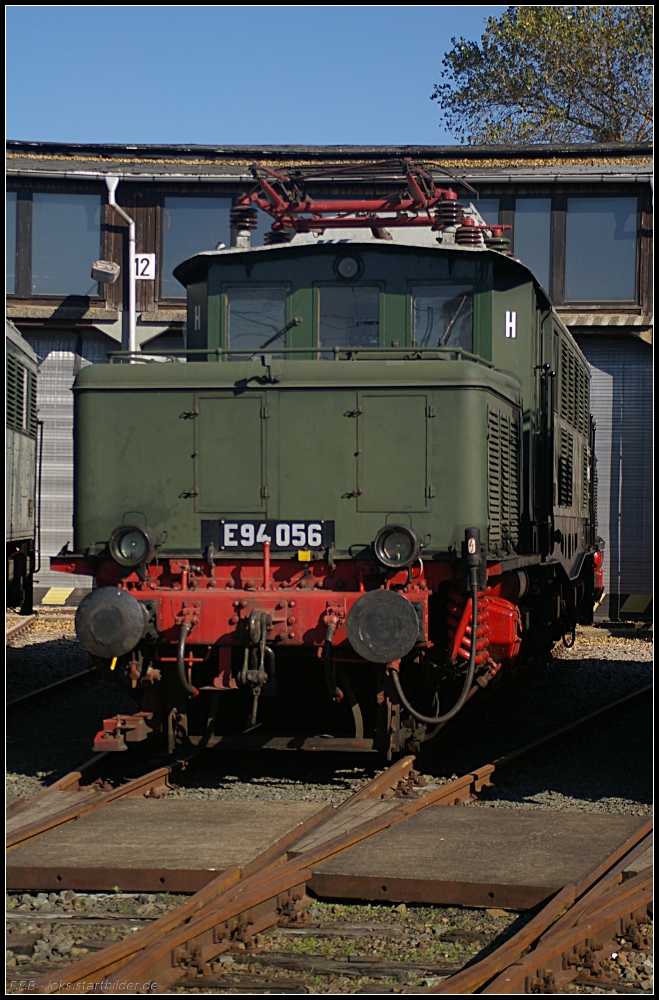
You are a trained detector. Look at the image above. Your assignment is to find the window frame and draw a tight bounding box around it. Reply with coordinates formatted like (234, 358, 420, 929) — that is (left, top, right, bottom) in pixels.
(7, 188, 106, 301)
(507, 196, 553, 295)
(6, 190, 18, 295)
(473, 188, 643, 311)
(561, 194, 640, 308)
(313, 280, 385, 357)
(220, 281, 292, 357)
(406, 278, 477, 353)
(159, 193, 234, 304)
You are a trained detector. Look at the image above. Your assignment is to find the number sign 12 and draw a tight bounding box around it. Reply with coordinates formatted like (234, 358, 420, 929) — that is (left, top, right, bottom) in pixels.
(134, 253, 157, 280)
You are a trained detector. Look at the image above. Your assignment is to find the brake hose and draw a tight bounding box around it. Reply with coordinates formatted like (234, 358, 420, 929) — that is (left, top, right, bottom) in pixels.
(323, 622, 343, 701)
(390, 581, 479, 725)
(177, 621, 199, 696)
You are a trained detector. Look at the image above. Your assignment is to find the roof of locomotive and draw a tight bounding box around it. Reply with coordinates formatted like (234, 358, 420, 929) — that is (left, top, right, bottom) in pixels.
(174, 227, 552, 303)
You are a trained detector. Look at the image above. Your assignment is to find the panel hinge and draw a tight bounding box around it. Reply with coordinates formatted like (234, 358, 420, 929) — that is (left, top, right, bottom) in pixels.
(426, 405, 436, 418)
(426, 486, 436, 499)
(261, 486, 270, 499)
(261, 406, 269, 419)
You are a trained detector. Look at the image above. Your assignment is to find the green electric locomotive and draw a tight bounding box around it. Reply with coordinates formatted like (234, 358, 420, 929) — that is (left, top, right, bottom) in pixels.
(55, 165, 603, 756)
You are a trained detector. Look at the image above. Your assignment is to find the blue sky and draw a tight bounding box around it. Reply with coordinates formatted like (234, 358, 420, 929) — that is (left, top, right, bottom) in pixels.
(7, 5, 507, 146)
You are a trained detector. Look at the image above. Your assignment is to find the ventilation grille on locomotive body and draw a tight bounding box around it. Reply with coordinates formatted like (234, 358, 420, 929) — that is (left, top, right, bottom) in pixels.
(558, 427, 574, 508)
(487, 408, 520, 553)
(560, 342, 589, 437)
(581, 443, 591, 516)
(6, 354, 38, 437)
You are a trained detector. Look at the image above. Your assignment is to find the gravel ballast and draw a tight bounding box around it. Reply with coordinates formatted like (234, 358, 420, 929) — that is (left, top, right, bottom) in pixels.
(6, 626, 652, 815)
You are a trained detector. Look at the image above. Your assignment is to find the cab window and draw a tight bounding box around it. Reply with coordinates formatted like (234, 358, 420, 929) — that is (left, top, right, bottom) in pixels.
(412, 285, 473, 351)
(319, 286, 379, 355)
(226, 287, 286, 358)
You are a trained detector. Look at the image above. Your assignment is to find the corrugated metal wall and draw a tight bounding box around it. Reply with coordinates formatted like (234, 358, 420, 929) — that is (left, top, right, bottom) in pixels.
(23, 330, 115, 591)
(576, 335, 653, 617)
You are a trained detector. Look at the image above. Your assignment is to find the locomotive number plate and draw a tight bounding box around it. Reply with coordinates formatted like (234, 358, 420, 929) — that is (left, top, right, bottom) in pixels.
(202, 520, 335, 552)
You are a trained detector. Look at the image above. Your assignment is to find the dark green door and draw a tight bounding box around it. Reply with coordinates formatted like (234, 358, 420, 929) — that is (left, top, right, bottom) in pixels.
(197, 395, 266, 512)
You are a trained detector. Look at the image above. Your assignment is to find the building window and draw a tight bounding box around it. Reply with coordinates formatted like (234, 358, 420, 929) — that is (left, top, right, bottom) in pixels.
(412, 285, 473, 351)
(565, 197, 637, 302)
(32, 193, 101, 296)
(475, 198, 499, 226)
(513, 198, 551, 292)
(6, 192, 17, 294)
(319, 286, 380, 354)
(162, 197, 231, 297)
(226, 287, 286, 357)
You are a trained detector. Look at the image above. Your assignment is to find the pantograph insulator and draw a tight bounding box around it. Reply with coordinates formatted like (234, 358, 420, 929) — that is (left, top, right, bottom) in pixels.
(455, 222, 485, 247)
(434, 201, 465, 228)
(264, 228, 295, 245)
(230, 206, 259, 230)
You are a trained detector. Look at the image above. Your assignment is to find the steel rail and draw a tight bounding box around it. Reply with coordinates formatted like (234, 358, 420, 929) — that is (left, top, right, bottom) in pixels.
(490, 683, 653, 775)
(28, 685, 653, 995)
(6, 614, 38, 640)
(7, 667, 96, 711)
(29, 759, 420, 994)
(7, 764, 175, 850)
(426, 823, 652, 994)
(480, 876, 652, 994)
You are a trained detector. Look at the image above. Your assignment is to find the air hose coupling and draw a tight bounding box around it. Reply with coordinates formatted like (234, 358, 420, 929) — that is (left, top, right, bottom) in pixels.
(322, 613, 343, 702)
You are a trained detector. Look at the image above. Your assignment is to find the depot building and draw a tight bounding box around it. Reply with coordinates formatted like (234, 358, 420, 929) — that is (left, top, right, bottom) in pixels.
(5, 139, 652, 620)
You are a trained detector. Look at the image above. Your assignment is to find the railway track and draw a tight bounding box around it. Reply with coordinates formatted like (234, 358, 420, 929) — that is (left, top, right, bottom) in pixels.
(7, 683, 651, 995)
(427, 833, 652, 994)
(6, 614, 38, 642)
(6, 668, 97, 713)
(7, 609, 96, 712)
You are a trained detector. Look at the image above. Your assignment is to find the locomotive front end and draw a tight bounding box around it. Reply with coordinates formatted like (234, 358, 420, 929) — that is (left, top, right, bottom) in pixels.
(53, 184, 602, 756)
(56, 349, 527, 757)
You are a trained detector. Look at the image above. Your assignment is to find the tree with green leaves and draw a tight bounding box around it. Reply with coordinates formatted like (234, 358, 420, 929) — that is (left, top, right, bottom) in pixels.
(432, 6, 653, 144)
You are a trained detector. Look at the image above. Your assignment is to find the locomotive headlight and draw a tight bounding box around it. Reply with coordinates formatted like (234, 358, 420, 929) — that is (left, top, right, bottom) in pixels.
(109, 525, 158, 568)
(373, 524, 422, 570)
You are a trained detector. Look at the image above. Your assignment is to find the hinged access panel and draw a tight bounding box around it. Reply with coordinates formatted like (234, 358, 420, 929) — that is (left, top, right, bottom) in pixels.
(196, 394, 267, 513)
(356, 392, 431, 513)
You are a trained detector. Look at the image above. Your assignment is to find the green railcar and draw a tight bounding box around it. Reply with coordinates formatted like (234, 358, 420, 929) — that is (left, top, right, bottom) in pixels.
(56, 228, 602, 756)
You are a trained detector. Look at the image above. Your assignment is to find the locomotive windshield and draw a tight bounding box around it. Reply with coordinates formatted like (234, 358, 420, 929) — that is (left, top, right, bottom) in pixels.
(412, 284, 473, 351)
(222, 279, 475, 358)
(319, 285, 380, 355)
(226, 286, 287, 358)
